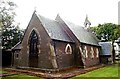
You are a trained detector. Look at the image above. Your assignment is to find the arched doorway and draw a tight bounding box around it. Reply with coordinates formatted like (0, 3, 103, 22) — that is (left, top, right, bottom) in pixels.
(29, 30, 39, 67)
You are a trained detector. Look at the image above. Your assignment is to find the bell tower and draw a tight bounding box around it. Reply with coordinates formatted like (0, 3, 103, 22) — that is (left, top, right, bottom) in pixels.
(84, 15, 91, 29)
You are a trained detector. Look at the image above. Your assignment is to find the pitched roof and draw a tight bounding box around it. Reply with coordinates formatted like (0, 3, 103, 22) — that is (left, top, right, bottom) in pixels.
(36, 14, 74, 42)
(34, 12, 99, 45)
(99, 42, 112, 55)
(12, 42, 21, 50)
(65, 21, 99, 46)
(55, 15, 99, 46)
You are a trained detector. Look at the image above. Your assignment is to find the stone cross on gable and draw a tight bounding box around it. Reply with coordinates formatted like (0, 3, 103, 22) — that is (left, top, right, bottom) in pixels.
(84, 15, 91, 28)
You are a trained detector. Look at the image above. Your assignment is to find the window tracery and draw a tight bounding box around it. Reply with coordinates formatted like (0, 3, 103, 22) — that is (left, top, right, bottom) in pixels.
(29, 30, 39, 56)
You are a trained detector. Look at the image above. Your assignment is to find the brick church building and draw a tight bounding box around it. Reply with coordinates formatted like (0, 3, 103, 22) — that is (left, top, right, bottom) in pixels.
(13, 11, 100, 71)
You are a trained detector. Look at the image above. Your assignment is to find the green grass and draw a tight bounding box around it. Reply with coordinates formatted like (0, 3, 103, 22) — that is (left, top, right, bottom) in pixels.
(0, 70, 8, 74)
(71, 65, 119, 79)
(1, 64, 119, 79)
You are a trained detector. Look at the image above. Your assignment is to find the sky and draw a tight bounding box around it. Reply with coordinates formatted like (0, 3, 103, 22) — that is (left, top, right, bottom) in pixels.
(9, 0, 119, 29)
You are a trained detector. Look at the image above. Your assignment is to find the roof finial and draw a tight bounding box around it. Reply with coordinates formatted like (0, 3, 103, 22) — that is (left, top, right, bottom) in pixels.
(55, 13, 61, 20)
(34, 6, 37, 12)
(84, 14, 91, 28)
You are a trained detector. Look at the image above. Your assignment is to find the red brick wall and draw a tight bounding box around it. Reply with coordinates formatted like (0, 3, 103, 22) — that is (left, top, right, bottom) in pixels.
(81, 44, 100, 67)
(54, 40, 75, 69)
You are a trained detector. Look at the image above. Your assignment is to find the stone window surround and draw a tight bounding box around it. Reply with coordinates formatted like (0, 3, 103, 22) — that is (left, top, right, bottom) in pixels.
(26, 28, 41, 56)
(90, 47, 94, 58)
(96, 48, 99, 58)
(65, 43, 72, 54)
(84, 46, 88, 58)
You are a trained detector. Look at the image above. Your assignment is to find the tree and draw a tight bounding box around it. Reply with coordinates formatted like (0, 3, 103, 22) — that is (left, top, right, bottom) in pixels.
(90, 23, 120, 63)
(0, 1, 24, 49)
(90, 23, 120, 41)
(112, 25, 120, 40)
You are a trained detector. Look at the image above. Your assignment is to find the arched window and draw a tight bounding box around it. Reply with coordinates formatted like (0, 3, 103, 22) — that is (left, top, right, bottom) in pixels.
(79, 46, 85, 58)
(14, 51, 19, 59)
(90, 47, 94, 58)
(29, 30, 39, 56)
(84, 46, 88, 58)
(96, 48, 99, 58)
(65, 44, 72, 54)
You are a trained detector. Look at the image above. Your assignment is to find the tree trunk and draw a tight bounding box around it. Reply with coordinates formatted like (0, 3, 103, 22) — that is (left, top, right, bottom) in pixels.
(112, 41, 115, 64)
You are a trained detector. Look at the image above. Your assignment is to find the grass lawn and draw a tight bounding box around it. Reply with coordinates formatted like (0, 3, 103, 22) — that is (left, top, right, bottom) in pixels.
(1, 62, 119, 79)
(0, 70, 8, 74)
(71, 65, 119, 79)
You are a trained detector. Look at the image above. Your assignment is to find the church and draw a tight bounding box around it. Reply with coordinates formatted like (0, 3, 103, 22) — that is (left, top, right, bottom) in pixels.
(13, 11, 100, 71)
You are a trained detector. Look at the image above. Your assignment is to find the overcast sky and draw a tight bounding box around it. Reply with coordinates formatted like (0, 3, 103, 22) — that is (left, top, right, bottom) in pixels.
(10, 0, 119, 29)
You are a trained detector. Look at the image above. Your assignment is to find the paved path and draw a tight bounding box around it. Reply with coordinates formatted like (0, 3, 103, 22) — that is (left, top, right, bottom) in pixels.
(3, 64, 104, 78)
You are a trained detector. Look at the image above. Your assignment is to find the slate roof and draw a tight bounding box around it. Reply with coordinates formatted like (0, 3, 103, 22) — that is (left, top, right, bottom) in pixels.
(12, 42, 21, 50)
(64, 21, 99, 46)
(55, 15, 99, 46)
(99, 42, 112, 55)
(37, 14, 74, 42)
(35, 12, 99, 46)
